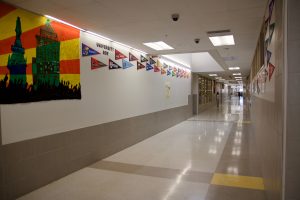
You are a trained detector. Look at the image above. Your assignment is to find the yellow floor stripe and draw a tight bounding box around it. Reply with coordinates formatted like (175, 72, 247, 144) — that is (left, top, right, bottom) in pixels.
(211, 173, 264, 190)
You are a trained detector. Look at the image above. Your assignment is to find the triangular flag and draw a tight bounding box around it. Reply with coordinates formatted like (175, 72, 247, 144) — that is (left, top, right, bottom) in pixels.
(122, 59, 134, 69)
(161, 68, 166, 75)
(269, 62, 275, 81)
(91, 57, 107, 70)
(82, 43, 100, 57)
(115, 49, 127, 60)
(137, 61, 145, 70)
(146, 63, 153, 71)
(163, 63, 168, 69)
(154, 65, 160, 72)
(167, 70, 171, 76)
(180, 69, 184, 77)
(172, 71, 176, 77)
(269, 0, 275, 19)
(109, 59, 122, 69)
(129, 52, 138, 61)
(266, 50, 272, 65)
(257, 79, 260, 94)
(141, 55, 148, 62)
(264, 69, 268, 83)
(265, 16, 270, 27)
(177, 68, 181, 77)
(269, 23, 275, 41)
(157, 60, 162, 68)
(149, 57, 156, 65)
(265, 39, 270, 50)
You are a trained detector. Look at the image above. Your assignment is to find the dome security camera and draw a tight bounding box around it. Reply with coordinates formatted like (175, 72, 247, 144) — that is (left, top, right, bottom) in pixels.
(194, 38, 200, 44)
(171, 13, 179, 21)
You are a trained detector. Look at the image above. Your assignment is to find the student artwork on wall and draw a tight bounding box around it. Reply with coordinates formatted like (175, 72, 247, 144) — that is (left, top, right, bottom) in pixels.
(80, 32, 190, 79)
(0, 2, 81, 104)
(251, 0, 275, 101)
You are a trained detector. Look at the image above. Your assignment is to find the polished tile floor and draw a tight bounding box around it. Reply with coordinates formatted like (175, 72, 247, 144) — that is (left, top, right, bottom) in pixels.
(18, 97, 267, 200)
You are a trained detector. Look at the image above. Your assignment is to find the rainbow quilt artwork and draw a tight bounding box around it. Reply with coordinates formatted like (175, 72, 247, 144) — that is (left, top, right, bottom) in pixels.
(0, 2, 81, 104)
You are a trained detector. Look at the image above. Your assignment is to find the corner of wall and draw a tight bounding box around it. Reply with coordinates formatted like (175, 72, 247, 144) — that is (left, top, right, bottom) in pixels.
(0, 107, 4, 200)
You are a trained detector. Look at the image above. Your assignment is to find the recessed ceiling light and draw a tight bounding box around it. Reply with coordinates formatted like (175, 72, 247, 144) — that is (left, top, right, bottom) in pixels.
(208, 74, 218, 76)
(229, 67, 240, 70)
(143, 41, 174, 50)
(209, 35, 235, 46)
(233, 73, 241, 76)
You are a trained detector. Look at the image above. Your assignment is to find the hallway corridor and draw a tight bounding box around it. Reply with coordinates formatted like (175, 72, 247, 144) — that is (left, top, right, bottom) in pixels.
(18, 97, 267, 200)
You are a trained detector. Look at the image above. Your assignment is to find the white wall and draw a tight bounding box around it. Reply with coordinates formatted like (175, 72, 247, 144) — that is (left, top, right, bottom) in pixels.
(1, 32, 191, 144)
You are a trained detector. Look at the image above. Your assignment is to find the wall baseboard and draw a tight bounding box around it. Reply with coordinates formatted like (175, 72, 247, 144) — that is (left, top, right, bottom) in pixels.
(0, 95, 192, 200)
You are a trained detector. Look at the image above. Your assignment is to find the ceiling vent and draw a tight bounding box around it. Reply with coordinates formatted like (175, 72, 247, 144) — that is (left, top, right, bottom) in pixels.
(222, 56, 238, 61)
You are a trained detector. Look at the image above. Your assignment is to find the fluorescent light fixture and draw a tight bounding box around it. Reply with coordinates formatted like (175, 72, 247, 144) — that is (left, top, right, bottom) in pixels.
(143, 41, 174, 50)
(45, 15, 148, 55)
(45, 15, 86, 31)
(235, 77, 242, 79)
(209, 35, 235, 46)
(208, 74, 218, 76)
(114, 41, 147, 55)
(215, 77, 222, 79)
(233, 73, 241, 76)
(86, 31, 112, 41)
(229, 67, 240, 70)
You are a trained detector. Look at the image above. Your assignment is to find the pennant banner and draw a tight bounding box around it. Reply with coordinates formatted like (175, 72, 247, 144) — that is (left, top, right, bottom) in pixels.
(137, 61, 145, 70)
(149, 57, 156, 65)
(157, 60, 162, 68)
(161, 68, 166, 75)
(265, 38, 270, 47)
(154, 65, 160, 72)
(167, 70, 171, 76)
(122, 59, 134, 69)
(109, 59, 122, 69)
(269, 0, 275, 18)
(177, 69, 181, 77)
(91, 57, 107, 70)
(82, 43, 100, 57)
(269, 23, 275, 41)
(115, 49, 127, 60)
(268, 62, 275, 81)
(266, 50, 272, 65)
(163, 63, 168, 69)
(129, 52, 138, 61)
(141, 55, 148, 62)
(146, 63, 153, 71)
